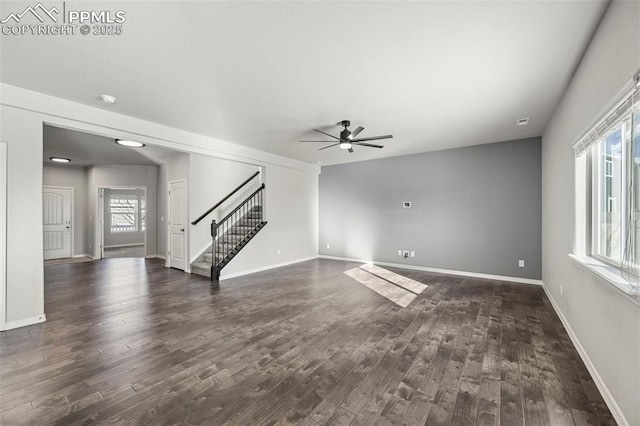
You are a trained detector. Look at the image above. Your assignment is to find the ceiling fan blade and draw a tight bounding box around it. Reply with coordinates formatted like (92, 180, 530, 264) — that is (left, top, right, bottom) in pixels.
(348, 148, 354, 153)
(351, 135, 393, 142)
(318, 143, 341, 151)
(353, 142, 384, 149)
(300, 140, 336, 143)
(313, 129, 340, 140)
(350, 126, 364, 139)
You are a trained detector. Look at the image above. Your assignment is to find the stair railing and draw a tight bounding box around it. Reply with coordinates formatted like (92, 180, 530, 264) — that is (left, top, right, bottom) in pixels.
(211, 183, 265, 281)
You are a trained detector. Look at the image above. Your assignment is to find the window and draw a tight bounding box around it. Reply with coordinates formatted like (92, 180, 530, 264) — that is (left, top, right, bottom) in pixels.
(110, 194, 145, 233)
(574, 75, 640, 294)
(594, 122, 627, 262)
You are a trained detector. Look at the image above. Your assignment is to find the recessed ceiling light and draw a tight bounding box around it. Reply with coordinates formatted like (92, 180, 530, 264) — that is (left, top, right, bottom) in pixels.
(116, 139, 145, 148)
(50, 157, 71, 163)
(517, 117, 530, 126)
(100, 94, 117, 104)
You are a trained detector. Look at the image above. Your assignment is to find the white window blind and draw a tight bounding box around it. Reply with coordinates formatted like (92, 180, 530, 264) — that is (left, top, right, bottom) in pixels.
(573, 89, 639, 156)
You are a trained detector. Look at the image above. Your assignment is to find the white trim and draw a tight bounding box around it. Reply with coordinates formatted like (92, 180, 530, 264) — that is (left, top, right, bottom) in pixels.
(4, 314, 46, 331)
(72, 254, 92, 258)
(220, 256, 318, 281)
(541, 282, 628, 426)
(318, 255, 543, 286)
(104, 243, 145, 249)
(0, 142, 6, 331)
(96, 186, 147, 260)
(149, 254, 166, 260)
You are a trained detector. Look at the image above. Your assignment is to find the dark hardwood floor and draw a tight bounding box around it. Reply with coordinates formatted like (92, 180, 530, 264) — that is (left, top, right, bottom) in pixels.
(0, 258, 614, 425)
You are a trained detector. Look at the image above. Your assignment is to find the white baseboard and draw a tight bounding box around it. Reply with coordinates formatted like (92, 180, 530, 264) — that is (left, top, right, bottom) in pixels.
(3, 314, 46, 331)
(318, 255, 542, 286)
(104, 243, 145, 248)
(72, 254, 91, 258)
(220, 256, 318, 281)
(150, 254, 166, 260)
(541, 283, 628, 426)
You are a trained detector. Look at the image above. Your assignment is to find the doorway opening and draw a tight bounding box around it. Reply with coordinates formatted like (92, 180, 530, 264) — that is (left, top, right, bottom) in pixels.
(99, 187, 147, 259)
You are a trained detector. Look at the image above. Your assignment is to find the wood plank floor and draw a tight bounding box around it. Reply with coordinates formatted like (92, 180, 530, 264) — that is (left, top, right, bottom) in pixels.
(0, 258, 614, 425)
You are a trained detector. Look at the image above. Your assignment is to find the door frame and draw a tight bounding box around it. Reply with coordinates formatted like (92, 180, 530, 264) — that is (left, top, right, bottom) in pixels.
(43, 185, 75, 260)
(167, 179, 188, 271)
(0, 142, 6, 331)
(96, 186, 147, 259)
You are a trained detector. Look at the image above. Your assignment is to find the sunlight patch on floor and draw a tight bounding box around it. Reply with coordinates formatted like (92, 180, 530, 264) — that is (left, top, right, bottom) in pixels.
(344, 264, 427, 308)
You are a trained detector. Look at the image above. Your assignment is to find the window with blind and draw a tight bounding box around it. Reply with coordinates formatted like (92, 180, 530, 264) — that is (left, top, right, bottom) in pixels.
(110, 194, 146, 233)
(573, 71, 640, 293)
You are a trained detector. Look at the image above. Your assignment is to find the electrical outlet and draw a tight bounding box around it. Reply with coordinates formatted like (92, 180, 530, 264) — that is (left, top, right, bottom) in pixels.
(410, 251, 415, 257)
(326, 243, 330, 249)
(398, 250, 402, 256)
(518, 260, 525, 268)
(560, 284, 563, 296)
(277, 249, 281, 255)
(403, 251, 409, 259)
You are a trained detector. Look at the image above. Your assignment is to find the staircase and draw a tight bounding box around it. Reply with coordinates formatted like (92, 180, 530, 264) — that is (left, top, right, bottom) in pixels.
(190, 172, 267, 282)
(191, 204, 266, 278)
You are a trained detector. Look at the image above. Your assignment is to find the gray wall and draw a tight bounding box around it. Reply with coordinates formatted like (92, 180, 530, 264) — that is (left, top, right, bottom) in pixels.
(319, 137, 541, 279)
(541, 1, 640, 424)
(42, 164, 89, 256)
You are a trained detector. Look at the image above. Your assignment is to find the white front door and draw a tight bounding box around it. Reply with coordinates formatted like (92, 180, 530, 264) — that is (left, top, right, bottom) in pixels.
(168, 180, 187, 270)
(43, 187, 72, 260)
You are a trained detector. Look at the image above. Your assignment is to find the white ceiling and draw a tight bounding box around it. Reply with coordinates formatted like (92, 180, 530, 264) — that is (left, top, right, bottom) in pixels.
(1, 1, 607, 165)
(43, 125, 182, 167)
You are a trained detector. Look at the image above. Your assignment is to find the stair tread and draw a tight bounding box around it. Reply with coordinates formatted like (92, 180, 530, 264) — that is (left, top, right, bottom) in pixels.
(190, 220, 267, 279)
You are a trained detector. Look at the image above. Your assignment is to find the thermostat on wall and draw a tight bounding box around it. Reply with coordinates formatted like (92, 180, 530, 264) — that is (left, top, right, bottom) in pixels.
(403, 201, 412, 208)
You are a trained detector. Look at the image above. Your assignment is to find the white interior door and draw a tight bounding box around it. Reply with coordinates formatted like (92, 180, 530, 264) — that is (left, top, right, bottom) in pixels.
(43, 187, 72, 260)
(168, 180, 187, 270)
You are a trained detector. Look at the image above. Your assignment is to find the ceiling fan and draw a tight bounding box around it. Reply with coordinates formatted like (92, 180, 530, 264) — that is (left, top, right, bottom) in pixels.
(301, 120, 393, 153)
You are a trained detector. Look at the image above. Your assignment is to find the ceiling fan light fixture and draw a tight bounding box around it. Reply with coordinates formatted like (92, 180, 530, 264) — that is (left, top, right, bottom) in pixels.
(339, 142, 352, 150)
(116, 139, 145, 148)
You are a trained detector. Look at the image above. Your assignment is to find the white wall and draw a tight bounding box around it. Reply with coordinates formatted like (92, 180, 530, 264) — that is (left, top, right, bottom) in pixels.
(0, 107, 45, 327)
(43, 164, 89, 256)
(220, 164, 318, 278)
(541, 1, 640, 425)
(189, 154, 259, 261)
(0, 83, 319, 328)
(87, 165, 158, 257)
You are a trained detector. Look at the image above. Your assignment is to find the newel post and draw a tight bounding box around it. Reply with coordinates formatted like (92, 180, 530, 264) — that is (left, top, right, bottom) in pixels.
(210, 220, 220, 283)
